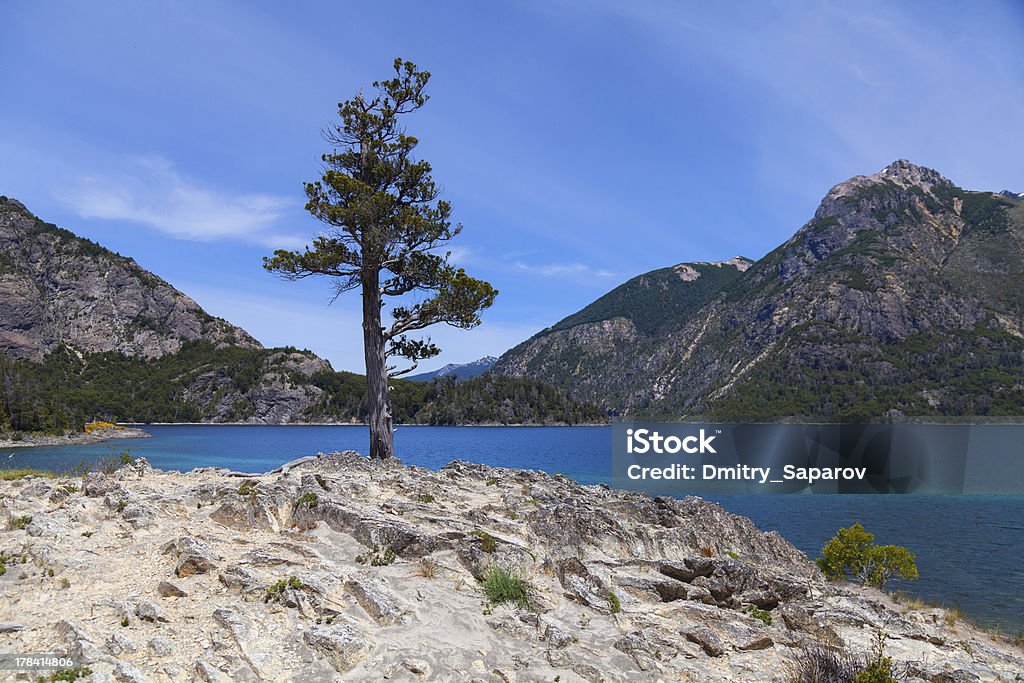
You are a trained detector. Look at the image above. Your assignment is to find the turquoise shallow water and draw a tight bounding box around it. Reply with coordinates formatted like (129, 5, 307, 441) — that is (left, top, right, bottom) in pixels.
(5, 424, 1023, 631)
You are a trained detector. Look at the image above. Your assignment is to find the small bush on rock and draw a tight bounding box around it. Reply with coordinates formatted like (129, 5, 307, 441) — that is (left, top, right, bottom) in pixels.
(295, 492, 318, 509)
(8, 515, 32, 530)
(265, 575, 303, 602)
(50, 668, 93, 682)
(853, 632, 900, 683)
(237, 481, 258, 496)
(817, 523, 918, 589)
(469, 530, 498, 553)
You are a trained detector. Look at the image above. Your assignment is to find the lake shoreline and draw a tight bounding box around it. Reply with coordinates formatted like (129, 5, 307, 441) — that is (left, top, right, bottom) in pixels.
(0, 426, 151, 449)
(6, 424, 1022, 632)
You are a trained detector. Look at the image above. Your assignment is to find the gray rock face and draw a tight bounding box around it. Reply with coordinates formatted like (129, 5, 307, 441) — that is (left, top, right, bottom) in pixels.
(2, 452, 1021, 681)
(0, 197, 258, 361)
(496, 161, 1024, 419)
(302, 619, 373, 674)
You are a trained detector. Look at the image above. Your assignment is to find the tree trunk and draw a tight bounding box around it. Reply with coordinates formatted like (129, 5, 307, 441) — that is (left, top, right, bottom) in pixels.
(362, 275, 395, 460)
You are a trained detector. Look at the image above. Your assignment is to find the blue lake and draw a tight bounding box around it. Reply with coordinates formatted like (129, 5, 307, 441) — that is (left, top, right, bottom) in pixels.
(5, 424, 1023, 632)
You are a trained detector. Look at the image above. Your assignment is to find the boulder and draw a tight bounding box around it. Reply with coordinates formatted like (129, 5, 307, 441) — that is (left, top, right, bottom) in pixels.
(302, 619, 372, 674)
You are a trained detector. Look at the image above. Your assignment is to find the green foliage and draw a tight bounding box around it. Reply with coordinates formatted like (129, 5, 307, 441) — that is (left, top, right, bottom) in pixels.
(480, 566, 534, 610)
(356, 543, 397, 566)
(356, 543, 396, 566)
(313, 474, 329, 490)
(469, 530, 498, 553)
(237, 481, 258, 497)
(416, 493, 436, 503)
(607, 591, 622, 614)
(295, 492, 319, 508)
(0, 338, 600, 432)
(263, 58, 497, 459)
(853, 632, 900, 683)
(413, 373, 605, 426)
(817, 523, 919, 589)
(49, 668, 93, 682)
(742, 604, 773, 625)
(265, 575, 303, 602)
(547, 260, 748, 337)
(372, 548, 396, 566)
(0, 469, 57, 481)
(8, 515, 32, 530)
(708, 320, 1024, 421)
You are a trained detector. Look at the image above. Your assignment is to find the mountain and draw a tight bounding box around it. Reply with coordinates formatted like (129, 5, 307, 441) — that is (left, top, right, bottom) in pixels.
(406, 356, 497, 382)
(0, 197, 258, 361)
(0, 198, 601, 431)
(495, 160, 1024, 420)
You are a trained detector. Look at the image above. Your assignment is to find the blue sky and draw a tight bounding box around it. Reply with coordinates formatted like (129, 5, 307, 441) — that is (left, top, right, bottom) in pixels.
(2, 1, 1022, 373)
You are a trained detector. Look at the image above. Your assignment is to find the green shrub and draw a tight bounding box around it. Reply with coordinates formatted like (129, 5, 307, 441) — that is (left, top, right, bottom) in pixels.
(8, 515, 32, 530)
(817, 523, 919, 588)
(607, 591, 622, 614)
(295, 492, 318, 508)
(120, 617, 129, 627)
(469, 530, 498, 553)
(50, 668, 93, 682)
(853, 631, 900, 683)
(265, 575, 303, 602)
(314, 474, 329, 490)
(372, 547, 396, 566)
(743, 604, 773, 625)
(237, 481, 258, 496)
(357, 544, 396, 566)
(480, 566, 534, 610)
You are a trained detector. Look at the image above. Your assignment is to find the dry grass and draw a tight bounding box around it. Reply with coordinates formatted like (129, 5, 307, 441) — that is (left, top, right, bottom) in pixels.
(417, 557, 438, 579)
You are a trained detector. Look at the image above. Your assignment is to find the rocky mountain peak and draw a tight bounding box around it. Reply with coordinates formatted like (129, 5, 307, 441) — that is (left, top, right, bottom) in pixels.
(876, 159, 950, 189)
(819, 160, 952, 210)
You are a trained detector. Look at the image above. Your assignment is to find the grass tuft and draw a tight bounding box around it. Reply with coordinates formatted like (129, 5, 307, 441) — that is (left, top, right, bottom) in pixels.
(480, 565, 534, 610)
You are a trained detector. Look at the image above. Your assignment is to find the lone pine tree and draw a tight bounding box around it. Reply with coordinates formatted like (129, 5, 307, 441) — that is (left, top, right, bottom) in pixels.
(265, 58, 497, 459)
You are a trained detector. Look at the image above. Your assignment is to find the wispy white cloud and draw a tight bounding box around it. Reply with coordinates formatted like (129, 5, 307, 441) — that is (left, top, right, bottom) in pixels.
(512, 260, 618, 280)
(58, 155, 304, 249)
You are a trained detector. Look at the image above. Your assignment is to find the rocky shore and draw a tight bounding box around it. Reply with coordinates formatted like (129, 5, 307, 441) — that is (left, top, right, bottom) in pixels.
(0, 426, 150, 450)
(0, 453, 1021, 682)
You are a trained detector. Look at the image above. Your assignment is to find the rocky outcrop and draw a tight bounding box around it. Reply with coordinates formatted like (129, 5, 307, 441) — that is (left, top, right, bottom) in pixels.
(496, 161, 1024, 420)
(0, 197, 258, 361)
(1, 453, 1020, 681)
(180, 350, 334, 423)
